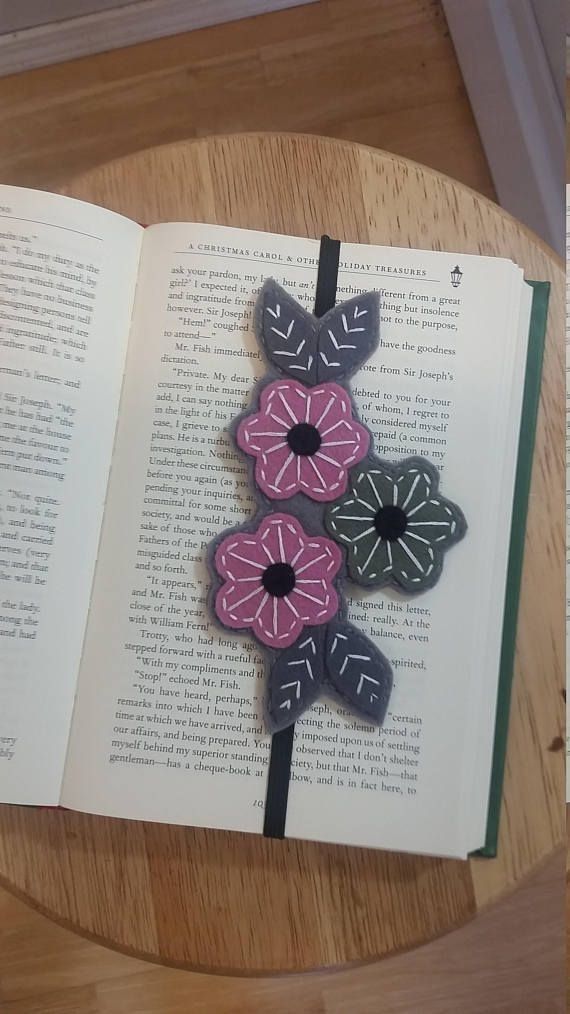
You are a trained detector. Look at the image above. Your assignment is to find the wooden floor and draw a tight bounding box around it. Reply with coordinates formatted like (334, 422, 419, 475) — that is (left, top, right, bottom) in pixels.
(0, 852, 564, 1013)
(0, 0, 495, 199)
(0, 1, 562, 1011)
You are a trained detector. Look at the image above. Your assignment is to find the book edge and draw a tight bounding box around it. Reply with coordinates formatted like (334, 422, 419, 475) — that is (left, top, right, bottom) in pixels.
(473, 279, 550, 859)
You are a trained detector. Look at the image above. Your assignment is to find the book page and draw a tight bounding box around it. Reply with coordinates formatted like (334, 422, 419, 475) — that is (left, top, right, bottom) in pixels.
(0, 186, 142, 804)
(288, 250, 525, 856)
(62, 222, 526, 857)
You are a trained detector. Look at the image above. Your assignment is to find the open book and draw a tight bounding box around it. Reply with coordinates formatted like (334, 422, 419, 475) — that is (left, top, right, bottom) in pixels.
(0, 185, 548, 859)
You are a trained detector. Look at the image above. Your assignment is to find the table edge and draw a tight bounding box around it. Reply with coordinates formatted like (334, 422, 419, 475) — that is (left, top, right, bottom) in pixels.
(60, 130, 564, 271)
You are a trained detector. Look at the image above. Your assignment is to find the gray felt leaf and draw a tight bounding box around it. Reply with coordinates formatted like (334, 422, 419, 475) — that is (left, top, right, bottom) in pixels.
(266, 627, 326, 731)
(316, 292, 380, 383)
(256, 279, 318, 384)
(325, 620, 392, 724)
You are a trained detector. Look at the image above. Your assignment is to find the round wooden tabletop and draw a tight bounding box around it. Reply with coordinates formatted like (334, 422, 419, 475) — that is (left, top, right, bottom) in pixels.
(0, 134, 563, 974)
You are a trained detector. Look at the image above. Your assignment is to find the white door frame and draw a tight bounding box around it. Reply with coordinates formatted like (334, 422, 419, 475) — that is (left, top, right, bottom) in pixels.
(442, 0, 564, 255)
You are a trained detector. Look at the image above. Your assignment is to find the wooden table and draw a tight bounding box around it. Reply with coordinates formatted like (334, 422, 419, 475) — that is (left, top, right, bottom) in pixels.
(0, 134, 564, 975)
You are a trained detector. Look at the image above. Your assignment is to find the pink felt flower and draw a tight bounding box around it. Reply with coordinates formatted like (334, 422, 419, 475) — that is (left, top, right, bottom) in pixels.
(236, 379, 369, 502)
(214, 513, 342, 649)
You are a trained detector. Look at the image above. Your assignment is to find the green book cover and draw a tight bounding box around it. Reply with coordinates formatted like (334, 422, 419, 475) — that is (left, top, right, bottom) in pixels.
(475, 280, 550, 858)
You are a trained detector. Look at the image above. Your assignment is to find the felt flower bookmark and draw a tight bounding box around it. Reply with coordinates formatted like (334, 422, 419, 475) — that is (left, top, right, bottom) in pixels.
(215, 513, 341, 649)
(208, 276, 466, 734)
(236, 379, 370, 500)
(325, 459, 465, 592)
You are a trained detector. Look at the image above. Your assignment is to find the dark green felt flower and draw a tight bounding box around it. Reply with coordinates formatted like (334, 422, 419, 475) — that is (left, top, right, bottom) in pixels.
(324, 457, 466, 592)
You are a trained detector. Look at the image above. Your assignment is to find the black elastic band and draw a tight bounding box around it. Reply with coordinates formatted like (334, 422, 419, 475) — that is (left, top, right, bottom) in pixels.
(263, 234, 341, 839)
(314, 234, 341, 316)
(262, 723, 295, 838)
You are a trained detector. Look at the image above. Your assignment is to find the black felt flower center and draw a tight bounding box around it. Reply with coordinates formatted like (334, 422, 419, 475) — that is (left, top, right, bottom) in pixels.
(374, 505, 408, 541)
(286, 422, 322, 456)
(262, 562, 296, 597)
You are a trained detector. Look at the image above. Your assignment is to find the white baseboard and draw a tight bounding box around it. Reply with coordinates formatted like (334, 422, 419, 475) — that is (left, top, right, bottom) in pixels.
(0, 0, 317, 77)
(0, 1, 135, 35)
